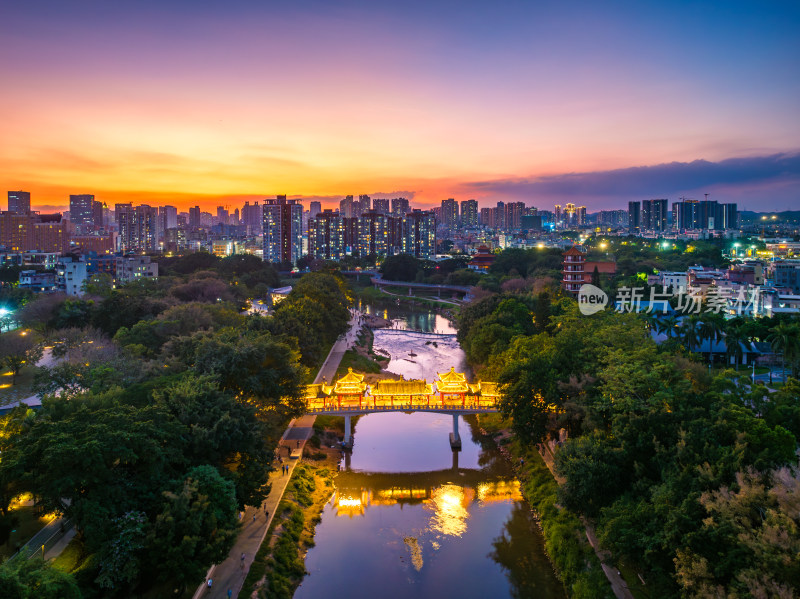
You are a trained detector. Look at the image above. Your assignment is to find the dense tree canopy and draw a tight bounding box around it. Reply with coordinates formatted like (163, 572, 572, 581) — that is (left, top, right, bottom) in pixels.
(0, 263, 353, 596)
(459, 290, 800, 597)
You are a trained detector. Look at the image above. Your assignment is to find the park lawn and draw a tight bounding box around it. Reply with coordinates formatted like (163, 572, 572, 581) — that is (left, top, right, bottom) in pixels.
(335, 349, 381, 378)
(51, 537, 86, 572)
(0, 365, 38, 406)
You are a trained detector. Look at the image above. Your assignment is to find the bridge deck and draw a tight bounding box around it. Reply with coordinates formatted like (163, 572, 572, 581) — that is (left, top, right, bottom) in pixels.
(305, 405, 498, 416)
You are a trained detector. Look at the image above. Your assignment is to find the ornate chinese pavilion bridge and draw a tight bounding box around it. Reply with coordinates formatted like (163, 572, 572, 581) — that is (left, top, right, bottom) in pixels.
(304, 367, 500, 449)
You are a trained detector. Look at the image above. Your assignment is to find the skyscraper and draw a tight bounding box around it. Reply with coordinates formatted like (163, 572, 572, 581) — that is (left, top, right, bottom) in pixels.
(263, 195, 303, 265)
(441, 198, 459, 230)
(564, 203, 576, 227)
(402, 210, 436, 259)
(241, 201, 261, 234)
(340, 195, 355, 218)
(391, 197, 410, 217)
(70, 194, 96, 233)
(642, 199, 668, 231)
(480, 207, 494, 228)
(576, 206, 587, 227)
(505, 202, 525, 230)
(159, 205, 178, 238)
(495, 202, 506, 230)
(116, 204, 159, 251)
(309, 201, 322, 219)
(359, 211, 389, 256)
(308, 209, 344, 260)
(460, 199, 478, 228)
(358, 194, 371, 215)
(628, 201, 641, 234)
(189, 206, 201, 230)
(372, 198, 390, 214)
(8, 191, 31, 214)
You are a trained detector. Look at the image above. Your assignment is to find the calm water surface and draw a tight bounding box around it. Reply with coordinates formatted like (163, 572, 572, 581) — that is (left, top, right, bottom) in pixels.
(294, 310, 564, 599)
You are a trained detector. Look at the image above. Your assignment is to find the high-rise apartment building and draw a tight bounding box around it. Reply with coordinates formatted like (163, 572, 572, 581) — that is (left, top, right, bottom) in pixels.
(576, 206, 587, 227)
(460, 199, 478, 228)
(597, 210, 628, 227)
(554, 205, 562, 228)
(189, 206, 201, 230)
(480, 207, 494, 228)
(372, 198, 390, 214)
(357, 194, 371, 215)
(241, 201, 261, 234)
(116, 204, 159, 251)
(505, 202, 525, 230)
(628, 201, 641, 234)
(359, 211, 389, 257)
(216, 206, 230, 226)
(672, 197, 737, 231)
(8, 191, 31, 214)
(158, 205, 178, 241)
(70, 194, 96, 233)
(564, 203, 576, 227)
(641, 199, 668, 231)
(391, 197, 410, 217)
(309, 201, 322, 219)
(340, 195, 355, 219)
(441, 198, 459, 230)
(494, 202, 506, 230)
(308, 209, 344, 260)
(402, 210, 436, 259)
(263, 195, 303, 265)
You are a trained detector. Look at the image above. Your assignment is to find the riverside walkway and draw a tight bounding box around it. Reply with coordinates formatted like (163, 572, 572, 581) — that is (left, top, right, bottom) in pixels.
(193, 311, 364, 599)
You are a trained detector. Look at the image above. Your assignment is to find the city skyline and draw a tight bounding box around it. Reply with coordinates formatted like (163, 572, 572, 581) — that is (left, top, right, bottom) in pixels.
(2, 1, 799, 212)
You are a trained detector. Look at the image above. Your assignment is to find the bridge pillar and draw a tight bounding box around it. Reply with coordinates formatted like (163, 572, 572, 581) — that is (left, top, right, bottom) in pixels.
(342, 414, 353, 450)
(449, 414, 462, 451)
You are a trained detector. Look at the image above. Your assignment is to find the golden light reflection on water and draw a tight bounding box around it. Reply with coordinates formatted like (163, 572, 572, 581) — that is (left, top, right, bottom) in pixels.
(476, 480, 522, 503)
(428, 484, 470, 537)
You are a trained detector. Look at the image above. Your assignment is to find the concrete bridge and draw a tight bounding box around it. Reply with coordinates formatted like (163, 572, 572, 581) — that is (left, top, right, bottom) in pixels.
(370, 276, 472, 298)
(304, 367, 499, 451)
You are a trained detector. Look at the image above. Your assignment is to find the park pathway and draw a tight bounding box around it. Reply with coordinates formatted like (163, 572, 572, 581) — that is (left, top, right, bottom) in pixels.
(193, 310, 362, 599)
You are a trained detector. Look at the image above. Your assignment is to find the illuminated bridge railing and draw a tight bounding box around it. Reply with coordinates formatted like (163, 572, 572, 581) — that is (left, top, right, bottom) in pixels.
(304, 398, 500, 413)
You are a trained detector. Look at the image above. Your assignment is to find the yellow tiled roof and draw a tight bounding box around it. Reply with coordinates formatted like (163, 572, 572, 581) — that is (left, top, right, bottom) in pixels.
(333, 368, 367, 395)
(436, 366, 469, 393)
(372, 379, 433, 396)
(305, 383, 333, 398)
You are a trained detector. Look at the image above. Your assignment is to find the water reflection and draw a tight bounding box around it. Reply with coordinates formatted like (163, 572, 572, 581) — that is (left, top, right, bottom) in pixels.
(357, 300, 457, 334)
(490, 503, 567, 599)
(294, 312, 564, 599)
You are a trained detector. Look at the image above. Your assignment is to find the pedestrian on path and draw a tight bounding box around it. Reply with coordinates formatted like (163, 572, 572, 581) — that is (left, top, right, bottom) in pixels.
(227, 590, 233, 599)
(253, 513, 257, 523)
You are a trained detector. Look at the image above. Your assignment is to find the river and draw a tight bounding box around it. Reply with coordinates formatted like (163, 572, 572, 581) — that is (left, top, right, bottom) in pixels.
(294, 308, 565, 599)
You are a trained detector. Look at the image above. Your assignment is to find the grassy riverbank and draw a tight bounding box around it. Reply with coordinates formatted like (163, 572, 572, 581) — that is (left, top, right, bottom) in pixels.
(477, 414, 614, 599)
(244, 463, 334, 599)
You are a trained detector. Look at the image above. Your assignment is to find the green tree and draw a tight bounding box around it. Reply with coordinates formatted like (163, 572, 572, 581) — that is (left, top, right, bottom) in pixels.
(191, 329, 306, 419)
(379, 254, 422, 281)
(0, 331, 42, 382)
(147, 466, 240, 592)
(724, 326, 748, 369)
(81, 272, 114, 298)
(0, 557, 82, 599)
(767, 322, 800, 380)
